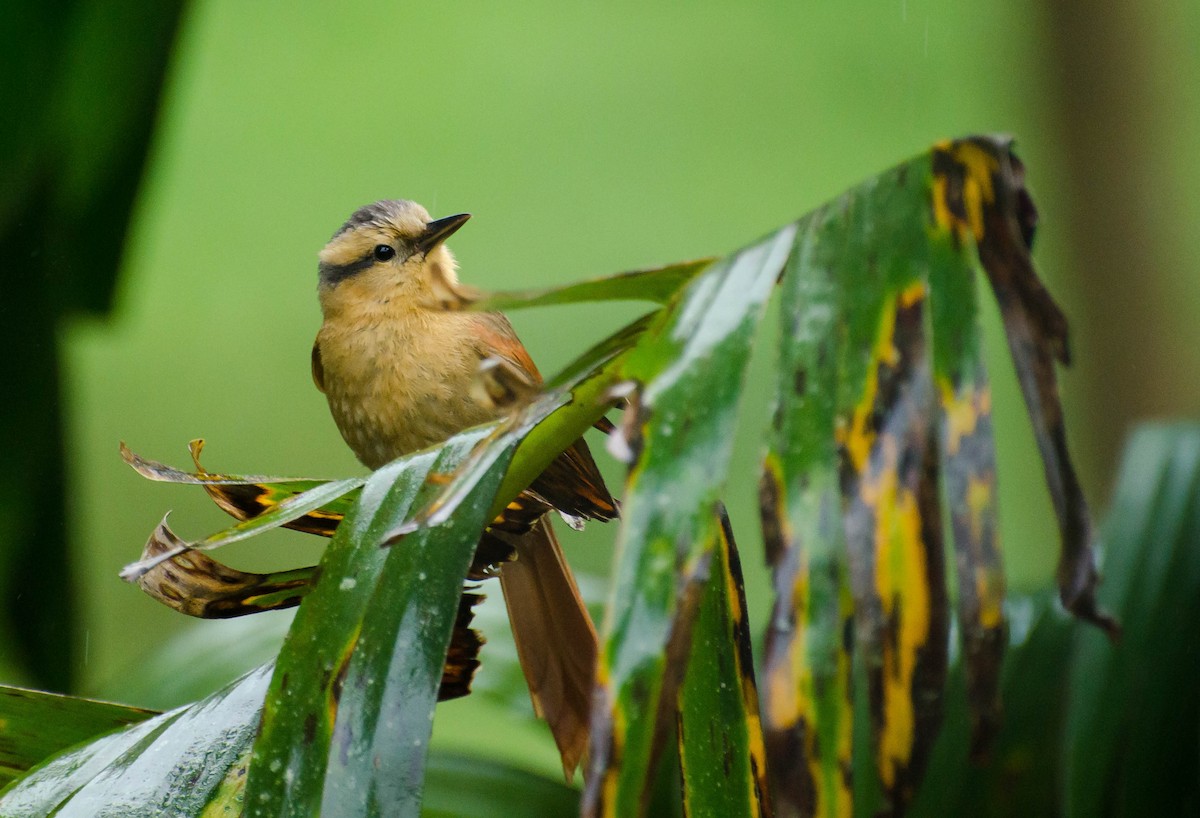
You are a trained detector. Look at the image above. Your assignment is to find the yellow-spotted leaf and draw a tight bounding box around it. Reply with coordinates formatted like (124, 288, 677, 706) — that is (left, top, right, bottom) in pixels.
(821, 174, 950, 810)
(759, 136, 1107, 817)
(933, 139, 1116, 638)
(582, 225, 795, 818)
(927, 142, 1007, 755)
(759, 210, 853, 818)
(678, 506, 771, 818)
(121, 440, 358, 536)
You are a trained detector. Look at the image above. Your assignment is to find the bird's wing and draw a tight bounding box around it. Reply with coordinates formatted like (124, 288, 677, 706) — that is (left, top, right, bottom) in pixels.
(470, 312, 543, 383)
(470, 314, 617, 521)
(533, 439, 619, 522)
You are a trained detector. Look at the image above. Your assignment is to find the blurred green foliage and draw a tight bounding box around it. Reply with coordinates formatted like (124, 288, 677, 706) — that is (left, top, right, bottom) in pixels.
(1, 0, 184, 690)
(5, 0, 1198, 798)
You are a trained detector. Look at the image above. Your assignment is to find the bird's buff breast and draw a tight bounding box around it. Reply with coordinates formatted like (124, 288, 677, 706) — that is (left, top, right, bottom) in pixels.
(318, 311, 496, 469)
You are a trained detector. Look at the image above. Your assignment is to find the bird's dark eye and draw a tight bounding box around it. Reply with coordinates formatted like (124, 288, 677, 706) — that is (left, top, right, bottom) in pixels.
(373, 244, 396, 261)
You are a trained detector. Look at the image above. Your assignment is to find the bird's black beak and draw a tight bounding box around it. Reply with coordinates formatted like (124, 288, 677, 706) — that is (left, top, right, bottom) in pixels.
(417, 213, 471, 253)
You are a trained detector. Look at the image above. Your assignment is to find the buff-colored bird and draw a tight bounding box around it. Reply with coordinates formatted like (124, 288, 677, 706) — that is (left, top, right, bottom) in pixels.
(311, 200, 615, 777)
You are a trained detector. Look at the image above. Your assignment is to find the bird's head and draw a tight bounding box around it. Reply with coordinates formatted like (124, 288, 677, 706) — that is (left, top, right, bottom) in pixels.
(317, 199, 471, 316)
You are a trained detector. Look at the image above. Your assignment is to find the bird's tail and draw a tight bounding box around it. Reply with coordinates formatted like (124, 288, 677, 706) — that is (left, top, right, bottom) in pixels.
(498, 516, 597, 781)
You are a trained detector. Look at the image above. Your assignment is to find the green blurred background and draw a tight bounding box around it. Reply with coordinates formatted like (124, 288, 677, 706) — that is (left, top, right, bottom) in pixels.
(6, 0, 1200, 784)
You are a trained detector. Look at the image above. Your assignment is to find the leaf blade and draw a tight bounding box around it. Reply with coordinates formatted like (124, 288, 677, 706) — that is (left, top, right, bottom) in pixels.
(120, 477, 363, 580)
(1064, 424, 1200, 816)
(927, 149, 1007, 756)
(933, 138, 1116, 636)
(242, 429, 492, 817)
(760, 207, 854, 818)
(0, 665, 271, 817)
(0, 688, 156, 787)
(584, 225, 795, 817)
(467, 259, 715, 312)
(678, 508, 771, 818)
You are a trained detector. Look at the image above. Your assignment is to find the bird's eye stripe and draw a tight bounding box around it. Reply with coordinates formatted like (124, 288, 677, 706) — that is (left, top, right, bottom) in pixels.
(318, 243, 410, 284)
(318, 256, 375, 284)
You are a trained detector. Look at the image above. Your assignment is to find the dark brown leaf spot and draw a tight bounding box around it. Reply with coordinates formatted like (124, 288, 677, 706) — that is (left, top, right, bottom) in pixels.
(758, 469, 786, 569)
(793, 367, 808, 396)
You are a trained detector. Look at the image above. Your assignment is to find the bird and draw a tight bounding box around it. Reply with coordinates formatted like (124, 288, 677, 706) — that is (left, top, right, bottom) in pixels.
(310, 199, 617, 779)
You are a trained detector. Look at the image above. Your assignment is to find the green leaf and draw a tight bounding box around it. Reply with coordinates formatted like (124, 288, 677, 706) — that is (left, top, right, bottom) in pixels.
(677, 507, 770, 818)
(0, 664, 270, 816)
(0, 687, 155, 787)
(911, 595, 1072, 818)
(583, 225, 795, 817)
(243, 426, 509, 817)
(420, 752, 580, 817)
(467, 259, 715, 312)
(759, 200, 854, 818)
(1064, 423, 1200, 816)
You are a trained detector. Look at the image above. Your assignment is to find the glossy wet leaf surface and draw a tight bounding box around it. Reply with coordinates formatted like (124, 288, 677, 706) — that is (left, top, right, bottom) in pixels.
(0, 688, 156, 787)
(242, 428, 503, 817)
(583, 224, 795, 817)
(677, 508, 770, 818)
(759, 206, 854, 818)
(0, 664, 271, 817)
(755, 136, 1108, 817)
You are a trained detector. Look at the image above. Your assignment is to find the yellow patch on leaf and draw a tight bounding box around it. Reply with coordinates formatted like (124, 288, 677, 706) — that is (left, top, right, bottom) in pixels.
(839, 282, 927, 475)
(931, 140, 1000, 243)
(938, 378, 991, 456)
(865, 436, 932, 790)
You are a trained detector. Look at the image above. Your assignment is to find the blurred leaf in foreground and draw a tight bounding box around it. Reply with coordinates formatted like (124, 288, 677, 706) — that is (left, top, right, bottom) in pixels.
(1064, 423, 1200, 816)
(0, 0, 186, 691)
(911, 595, 1072, 818)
